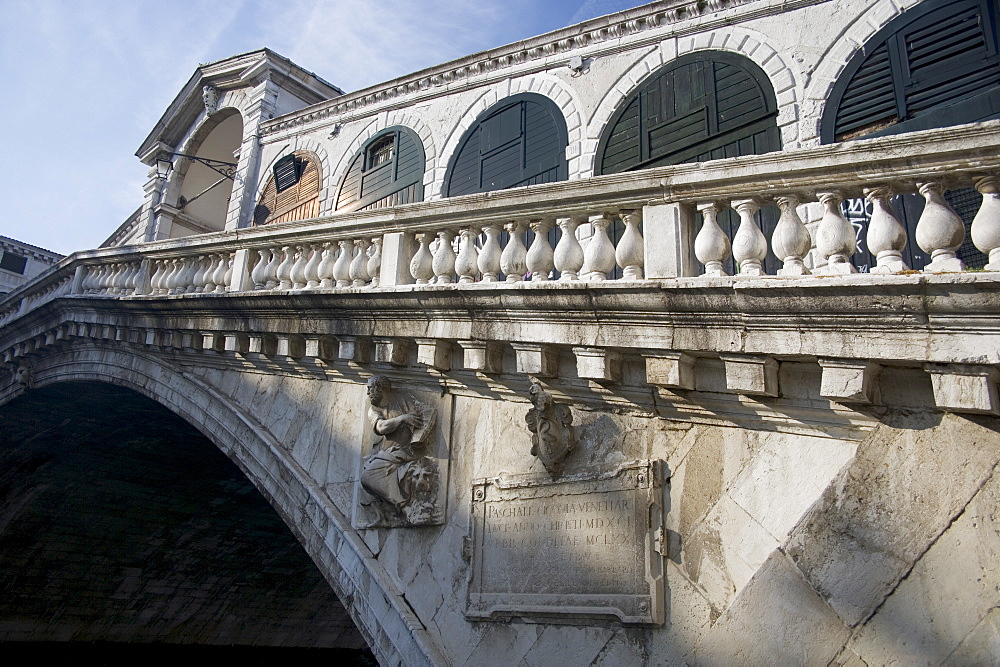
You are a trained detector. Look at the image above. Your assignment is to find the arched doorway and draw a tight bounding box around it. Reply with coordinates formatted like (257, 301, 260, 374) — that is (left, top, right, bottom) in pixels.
(0, 381, 371, 658)
(444, 93, 568, 198)
(166, 110, 244, 238)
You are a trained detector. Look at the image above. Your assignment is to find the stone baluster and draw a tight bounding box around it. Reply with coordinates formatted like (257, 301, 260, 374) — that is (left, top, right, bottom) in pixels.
(91, 265, 106, 294)
(731, 198, 767, 276)
(157, 260, 172, 295)
(192, 256, 209, 293)
(101, 264, 116, 294)
(455, 227, 479, 283)
(616, 209, 645, 280)
(351, 239, 372, 287)
(158, 259, 174, 295)
(816, 191, 857, 274)
(251, 249, 270, 290)
(117, 264, 131, 294)
(96, 265, 110, 294)
(526, 218, 555, 281)
(107, 264, 122, 294)
(215, 253, 230, 293)
(148, 260, 164, 295)
(120, 263, 138, 296)
(554, 216, 585, 281)
(410, 233, 434, 284)
(81, 265, 98, 294)
(290, 245, 309, 289)
(163, 259, 181, 294)
(191, 256, 210, 293)
(478, 224, 502, 282)
(368, 237, 383, 287)
(304, 243, 323, 288)
(972, 176, 1000, 271)
(263, 247, 281, 289)
(318, 243, 336, 288)
(773, 195, 811, 276)
(105, 264, 118, 295)
(171, 258, 187, 294)
(695, 201, 730, 277)
(501, 221, 528, 282)
(200, 255, 216, 293)
(276, 246, 295, 290)
(865, 187, 908, 273)
(334, 240, 353, 287)
(584, 213, 616, 281)
(180, 257, 198, 293)
(432, 230, 457, 284)
(162, 259, 178, 295)
(119, 264, 133, 294)
(916, 181, 965, 272)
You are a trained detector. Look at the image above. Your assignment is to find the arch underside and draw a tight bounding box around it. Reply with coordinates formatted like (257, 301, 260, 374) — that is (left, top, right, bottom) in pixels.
(0, 381, 367, 653)
(0, 344, 441, 665)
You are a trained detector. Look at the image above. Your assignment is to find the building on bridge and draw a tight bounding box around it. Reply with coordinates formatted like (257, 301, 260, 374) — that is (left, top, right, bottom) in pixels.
(0, 236, 63, 297)
(3, 0, 1000, 663)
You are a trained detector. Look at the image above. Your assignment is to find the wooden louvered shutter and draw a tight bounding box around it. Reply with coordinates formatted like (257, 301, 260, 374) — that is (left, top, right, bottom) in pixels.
(253, 152, 321, 225)
(335, 127, 426, 213)
(596, 52, 779, 174)
(445, 93, 568, 197)
(826, 0, 1000, 141)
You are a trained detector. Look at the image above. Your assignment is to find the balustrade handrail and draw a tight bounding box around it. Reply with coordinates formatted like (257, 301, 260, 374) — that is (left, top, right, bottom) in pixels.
(2, 119, 999, 321)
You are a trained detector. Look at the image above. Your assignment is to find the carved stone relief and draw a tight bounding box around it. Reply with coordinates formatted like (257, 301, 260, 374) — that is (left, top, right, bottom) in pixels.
(525, 380, 575, 476)
(202, 84, 219, 117)
(352, 375, 450, 528)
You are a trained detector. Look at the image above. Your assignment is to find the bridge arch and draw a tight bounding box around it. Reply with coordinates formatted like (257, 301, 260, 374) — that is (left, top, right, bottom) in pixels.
(0, 343, 444, 664)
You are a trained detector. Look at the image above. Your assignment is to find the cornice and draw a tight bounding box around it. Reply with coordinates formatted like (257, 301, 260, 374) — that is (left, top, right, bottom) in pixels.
(0, 237, 63, 263)
(259, 0, 829, 139)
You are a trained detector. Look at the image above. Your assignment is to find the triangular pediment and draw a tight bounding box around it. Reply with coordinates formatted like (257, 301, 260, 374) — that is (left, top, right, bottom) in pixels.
(136, 49, 341, 164)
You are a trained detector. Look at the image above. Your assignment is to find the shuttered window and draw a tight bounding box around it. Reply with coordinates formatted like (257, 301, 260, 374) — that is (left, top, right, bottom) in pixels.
(335, 127, 425, 213)
(596, 51, 780, 175)
(823, 0, 1000, 271)
(824, 0, 1000, 141)
(253, 151, 321, 226)
(445, 93, 568, 197)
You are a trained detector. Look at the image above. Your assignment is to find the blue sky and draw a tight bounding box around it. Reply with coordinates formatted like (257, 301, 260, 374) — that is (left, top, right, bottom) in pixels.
(0, 0, 643, 255)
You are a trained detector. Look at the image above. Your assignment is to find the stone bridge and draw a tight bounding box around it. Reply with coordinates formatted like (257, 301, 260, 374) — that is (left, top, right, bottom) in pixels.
(3, 118, 1000, 663)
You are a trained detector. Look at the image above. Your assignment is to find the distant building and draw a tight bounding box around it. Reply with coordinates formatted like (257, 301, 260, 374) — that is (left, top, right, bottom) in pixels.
(0, 236, 62, 296)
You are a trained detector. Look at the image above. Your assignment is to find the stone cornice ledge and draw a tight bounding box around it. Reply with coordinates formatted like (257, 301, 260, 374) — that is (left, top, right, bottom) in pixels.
(258, 0, 829, 138)
(4, 273, 1000, 367)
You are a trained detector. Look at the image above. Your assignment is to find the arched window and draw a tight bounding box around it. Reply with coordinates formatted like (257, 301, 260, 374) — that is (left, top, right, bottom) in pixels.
(823, 0, 999, 142)
(444, 93, 568, 197)
(596, 51, 780, 174)
(335, 127, 425, 213)
(822, 0, 1000, 270)
(253, 151, 321, 225)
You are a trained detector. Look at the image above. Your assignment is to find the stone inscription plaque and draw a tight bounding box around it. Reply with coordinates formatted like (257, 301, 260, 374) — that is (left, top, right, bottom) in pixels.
(466, 460, 666, 625)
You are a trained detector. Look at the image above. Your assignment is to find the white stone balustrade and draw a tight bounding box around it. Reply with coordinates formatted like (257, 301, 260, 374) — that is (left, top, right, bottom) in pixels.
(5, 121, 1000, 325)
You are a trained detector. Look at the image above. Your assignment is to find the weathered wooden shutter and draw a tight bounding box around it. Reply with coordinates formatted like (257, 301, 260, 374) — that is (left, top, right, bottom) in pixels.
(825, 0, 1000, 142)
(335, 127, 425, 213)
(445, 93, 568, 197)
(596, 52, 780, 174)
(253, 152, 321, 226)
